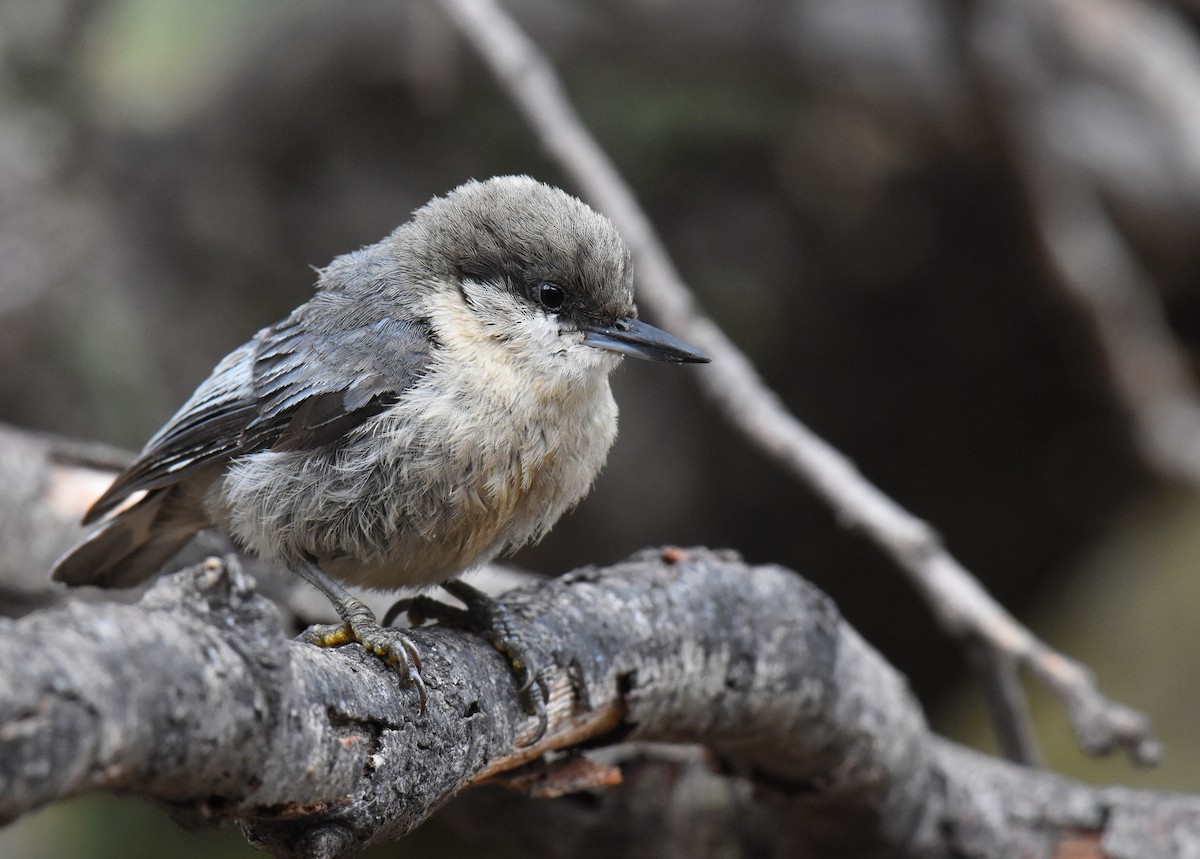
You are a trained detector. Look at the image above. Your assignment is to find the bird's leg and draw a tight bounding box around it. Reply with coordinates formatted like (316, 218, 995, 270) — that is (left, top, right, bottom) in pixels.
(442, 579, 550, 742)
(292, 557, 427, 712)
(386, 580, 550, 742)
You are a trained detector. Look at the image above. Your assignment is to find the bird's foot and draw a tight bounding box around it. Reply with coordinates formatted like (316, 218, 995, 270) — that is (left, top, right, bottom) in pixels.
(301, 611, 428, 714)
(387, 580, 549, 743)
(291, 558, 427, 712)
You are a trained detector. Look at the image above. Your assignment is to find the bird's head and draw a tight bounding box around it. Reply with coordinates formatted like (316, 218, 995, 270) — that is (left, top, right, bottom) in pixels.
(405, 176, 709, 379)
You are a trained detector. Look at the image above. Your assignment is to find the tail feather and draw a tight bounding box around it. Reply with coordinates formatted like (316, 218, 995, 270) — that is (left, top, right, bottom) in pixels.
(52, 490, 204, 589)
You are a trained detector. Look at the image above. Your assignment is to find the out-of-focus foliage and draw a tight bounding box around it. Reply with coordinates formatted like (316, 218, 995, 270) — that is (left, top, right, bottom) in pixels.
(2, 0, 1199, 856)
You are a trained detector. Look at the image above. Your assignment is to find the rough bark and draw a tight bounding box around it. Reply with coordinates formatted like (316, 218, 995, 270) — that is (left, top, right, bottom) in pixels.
(2, 547, 1197, 859)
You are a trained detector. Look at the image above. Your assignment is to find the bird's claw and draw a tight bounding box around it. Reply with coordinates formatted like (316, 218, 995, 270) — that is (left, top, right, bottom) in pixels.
(411, 580, 551, 745)
(301, 619, 428, 714)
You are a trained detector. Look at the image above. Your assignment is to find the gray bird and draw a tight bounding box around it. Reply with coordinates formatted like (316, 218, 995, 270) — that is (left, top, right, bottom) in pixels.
(52, 175, 709, 708)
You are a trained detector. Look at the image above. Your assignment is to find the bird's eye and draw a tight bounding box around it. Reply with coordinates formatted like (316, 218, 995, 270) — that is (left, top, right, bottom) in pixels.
(535, 281, 566, 312)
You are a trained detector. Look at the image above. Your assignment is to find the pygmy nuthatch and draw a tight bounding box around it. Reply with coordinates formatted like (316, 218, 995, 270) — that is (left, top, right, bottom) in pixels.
(52, 175, 709, 707)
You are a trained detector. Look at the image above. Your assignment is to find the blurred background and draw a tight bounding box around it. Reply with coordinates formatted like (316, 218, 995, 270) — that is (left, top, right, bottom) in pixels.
(2, 0, 1199, 856)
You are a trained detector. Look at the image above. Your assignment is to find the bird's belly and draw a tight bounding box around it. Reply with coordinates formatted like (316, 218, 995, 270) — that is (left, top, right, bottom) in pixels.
(213, 415, 600, 590)
(215, 385, 615, 591)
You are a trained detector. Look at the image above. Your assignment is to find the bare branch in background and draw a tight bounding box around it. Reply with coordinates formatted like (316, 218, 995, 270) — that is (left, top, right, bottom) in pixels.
(436, 0, 1160, 766)
(969, 0, 1200, 486)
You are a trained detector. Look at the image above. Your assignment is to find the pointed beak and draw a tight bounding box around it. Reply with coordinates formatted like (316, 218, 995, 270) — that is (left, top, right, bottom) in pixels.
(580, 316, 710, 364)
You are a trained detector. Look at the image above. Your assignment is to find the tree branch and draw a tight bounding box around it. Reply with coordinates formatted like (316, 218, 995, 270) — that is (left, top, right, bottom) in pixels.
(434, 0, 1159, 766)
(2, 548, 1196, 858)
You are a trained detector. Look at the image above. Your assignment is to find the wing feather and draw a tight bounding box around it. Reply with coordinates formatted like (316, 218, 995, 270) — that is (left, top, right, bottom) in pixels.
(84, 296, 432, 523)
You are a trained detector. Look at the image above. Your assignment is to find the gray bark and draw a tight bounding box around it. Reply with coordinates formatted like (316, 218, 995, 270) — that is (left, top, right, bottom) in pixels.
(2, 546, 1198, 858)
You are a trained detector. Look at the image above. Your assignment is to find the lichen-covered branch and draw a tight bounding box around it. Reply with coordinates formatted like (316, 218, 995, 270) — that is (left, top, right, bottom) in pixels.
(2, 548, 1197, 859)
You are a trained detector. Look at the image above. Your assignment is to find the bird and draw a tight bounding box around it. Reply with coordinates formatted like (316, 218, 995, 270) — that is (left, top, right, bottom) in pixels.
(52, 175, 709, 710)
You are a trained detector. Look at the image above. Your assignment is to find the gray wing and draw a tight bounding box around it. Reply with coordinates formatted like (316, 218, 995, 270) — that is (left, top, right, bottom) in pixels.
(83, 296, 432, 524)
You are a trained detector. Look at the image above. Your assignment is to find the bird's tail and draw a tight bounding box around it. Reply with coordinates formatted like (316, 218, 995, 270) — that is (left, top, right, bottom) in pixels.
(51, 490, 203, 589)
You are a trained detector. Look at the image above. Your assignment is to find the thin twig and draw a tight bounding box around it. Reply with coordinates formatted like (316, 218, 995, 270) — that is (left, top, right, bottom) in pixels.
(963, 0, 1200, 764)
(967, 638, 1042, 766)
(436, 0, 1161, 765)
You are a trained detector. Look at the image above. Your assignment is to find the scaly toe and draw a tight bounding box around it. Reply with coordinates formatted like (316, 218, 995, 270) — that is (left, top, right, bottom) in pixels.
(301, 620, 428, 713)
(300, 621, 355, 648)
